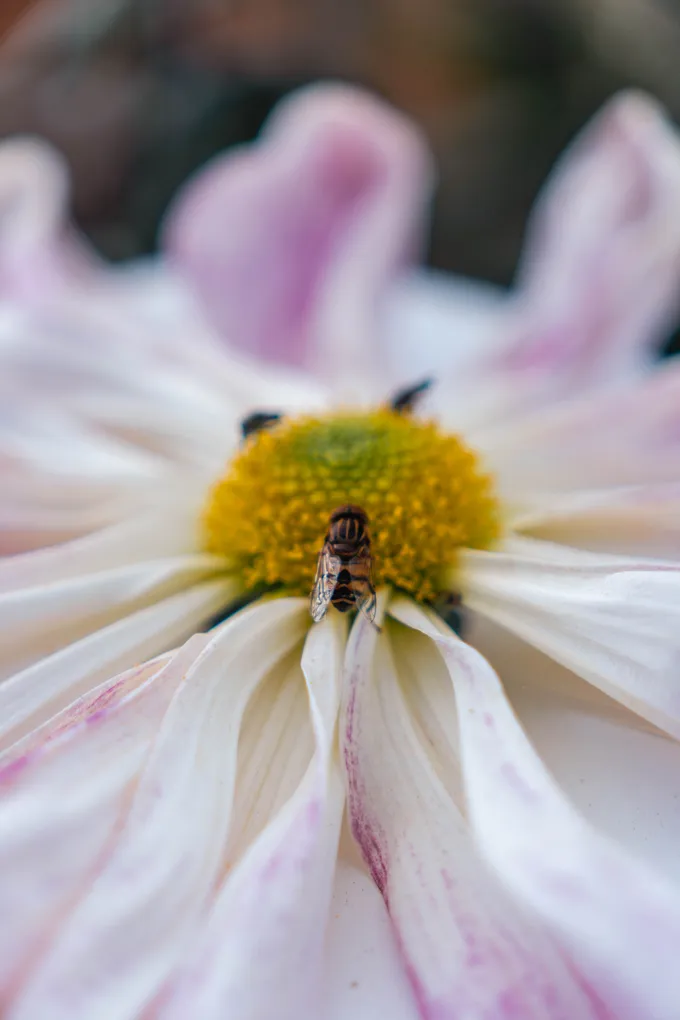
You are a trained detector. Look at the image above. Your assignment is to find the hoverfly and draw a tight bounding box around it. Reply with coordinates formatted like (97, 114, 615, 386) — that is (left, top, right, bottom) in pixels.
(310, 505, 377, 626)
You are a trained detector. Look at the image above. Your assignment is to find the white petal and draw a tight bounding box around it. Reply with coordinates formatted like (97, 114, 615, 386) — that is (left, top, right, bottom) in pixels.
(157, 614, 346, 1020)
(341, 607, 597, 1018)
(0, 275, 323, 487)
(0, 578, 235, 751)
(478, 358, 680, 496)
(322, 860, 420, 1020)
(9, 598, 308, 1020)
(223, 652, 316, 863)
(382, 269, 505, 387)
(0, 553, 226, 677)
(462, 536, 680, 738)
(480, 627, 680, 886)
(0, 500, 204, 592)
(391, 597, 680, 1020)
(511, 482, 680, 558)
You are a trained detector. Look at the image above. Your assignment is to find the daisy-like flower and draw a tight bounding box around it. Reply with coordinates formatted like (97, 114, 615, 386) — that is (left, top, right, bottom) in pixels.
(1, 83, 680, 1020)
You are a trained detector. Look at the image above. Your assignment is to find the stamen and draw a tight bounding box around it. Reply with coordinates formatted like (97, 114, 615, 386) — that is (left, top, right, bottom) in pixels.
(204, 406, 501, 606)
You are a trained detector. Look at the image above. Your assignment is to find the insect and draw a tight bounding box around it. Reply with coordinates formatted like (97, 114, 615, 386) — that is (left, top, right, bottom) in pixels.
(240, 411, 281, 441)
(310, 505, 378, 626)
(389, 377, 432, 414)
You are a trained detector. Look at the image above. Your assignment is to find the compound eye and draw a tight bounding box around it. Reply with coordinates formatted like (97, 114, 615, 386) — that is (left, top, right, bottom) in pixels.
(390, 378, 433, 414)
(240, 411, 282, 440)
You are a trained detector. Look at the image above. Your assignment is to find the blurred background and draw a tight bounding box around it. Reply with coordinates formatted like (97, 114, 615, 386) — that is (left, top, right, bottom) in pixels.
(2, 0, 680, 353)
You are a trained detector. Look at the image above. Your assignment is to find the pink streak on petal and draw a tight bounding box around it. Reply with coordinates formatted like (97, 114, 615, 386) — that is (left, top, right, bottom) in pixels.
(391, 598, 680, 1020)
(341, 615, 599, 1020)
(164, 84, 432, 385)
(153, 618, 344, 1020)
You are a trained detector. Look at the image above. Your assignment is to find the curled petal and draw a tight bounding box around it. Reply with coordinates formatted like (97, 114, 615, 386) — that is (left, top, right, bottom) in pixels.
(462, 536, 680, 740)
(164, 83, 432, 395)
(504, 91, 680, 385)
(341, 607, 598, 1019)
(0, 137, 93, 300)
(436, 92, 680, 433)
(7, 598, 308, 1020)
(323, 860, 420, 1020)
(0, 640, 201, 999)
(391, 597, 680, 1020)
(157, 615, 345, 1020)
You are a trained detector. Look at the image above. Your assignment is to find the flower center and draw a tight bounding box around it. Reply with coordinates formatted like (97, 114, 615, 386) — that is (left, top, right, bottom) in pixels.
(202, 410, 500, 602)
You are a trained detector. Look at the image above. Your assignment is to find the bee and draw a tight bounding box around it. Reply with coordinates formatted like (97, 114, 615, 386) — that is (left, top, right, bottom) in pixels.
(310, 505, 378, 626)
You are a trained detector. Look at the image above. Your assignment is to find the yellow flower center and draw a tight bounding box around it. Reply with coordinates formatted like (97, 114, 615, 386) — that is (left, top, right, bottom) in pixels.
(202, 410, 500, 603)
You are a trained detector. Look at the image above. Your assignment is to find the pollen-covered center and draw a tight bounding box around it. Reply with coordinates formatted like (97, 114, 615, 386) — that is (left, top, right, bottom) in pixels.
(202, 411, 500, 602)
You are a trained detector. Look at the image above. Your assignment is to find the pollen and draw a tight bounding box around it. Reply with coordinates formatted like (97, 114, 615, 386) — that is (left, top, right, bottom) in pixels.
(202, 410, 500, 603)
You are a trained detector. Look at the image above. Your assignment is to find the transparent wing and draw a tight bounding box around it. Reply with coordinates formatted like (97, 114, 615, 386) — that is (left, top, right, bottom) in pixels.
(350, 552, 377, 624)
(310, 545, 341, 622)
(356, 586, 377, 623)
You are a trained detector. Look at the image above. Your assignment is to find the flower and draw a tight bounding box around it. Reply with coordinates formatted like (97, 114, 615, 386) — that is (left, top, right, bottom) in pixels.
(0, 83, 680, 1020)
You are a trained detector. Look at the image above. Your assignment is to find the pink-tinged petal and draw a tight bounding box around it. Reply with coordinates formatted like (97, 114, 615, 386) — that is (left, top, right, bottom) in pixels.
(435, 92, 680, 433)
(156, 614, 345, 1020)
(0, 639, 201, 999)
(478, 358, 680, 497)
(500, 91, 680, 387)
(341, 605, 598, 1020)
(323, 860, 420, 1020)
(0, 137, 94, 300)
(0, 578, 234, 759)
(391, 597, 680, 1020)
(461, 536, 680, 739)
(8, 598, 308, 1020)
(164, 83, 432, 395)
(512, 482, 680, 559)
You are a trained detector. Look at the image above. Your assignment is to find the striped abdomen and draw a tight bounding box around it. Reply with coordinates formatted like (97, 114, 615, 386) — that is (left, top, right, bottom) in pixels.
(327, 505, 372, 614)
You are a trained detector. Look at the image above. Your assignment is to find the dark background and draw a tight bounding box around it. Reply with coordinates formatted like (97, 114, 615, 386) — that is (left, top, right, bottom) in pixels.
(2, 0, 680, 352)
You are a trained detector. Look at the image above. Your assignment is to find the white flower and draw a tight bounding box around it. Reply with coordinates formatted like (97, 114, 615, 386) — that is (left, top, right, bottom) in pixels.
(0, 83, 680, 1020)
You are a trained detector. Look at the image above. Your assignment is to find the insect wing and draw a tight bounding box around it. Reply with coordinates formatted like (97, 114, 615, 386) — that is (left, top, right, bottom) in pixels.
(349, 551, 377, 624)
(310, 545, 341, 622)
(356, 586, 377, 623)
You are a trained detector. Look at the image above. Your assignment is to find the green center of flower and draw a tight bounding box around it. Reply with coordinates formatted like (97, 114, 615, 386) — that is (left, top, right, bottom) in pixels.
(202, 409, 500, 602)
